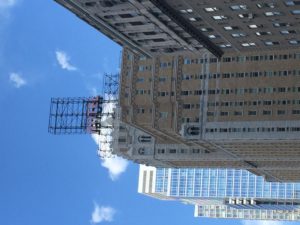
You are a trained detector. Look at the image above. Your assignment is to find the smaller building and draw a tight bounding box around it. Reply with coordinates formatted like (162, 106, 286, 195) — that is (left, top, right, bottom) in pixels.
(138, 165, 300, 221)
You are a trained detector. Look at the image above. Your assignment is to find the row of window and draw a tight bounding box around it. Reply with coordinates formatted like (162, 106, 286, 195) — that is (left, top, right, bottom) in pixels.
(183, 53, 300, 65)
(136, 70, 300, 83)
(156, 148, 209, 154)
(205, 126, 300, 133)
(208, 10, 300, 24)
(182, 70, 300, 80)
(135, 53, 300, 72)
(207, 109, 300, 117)
(134, 87, 300, 97)
(201, 2, 300, 13)
(181, 87, 300, 96)
(207, 99, 300, 107)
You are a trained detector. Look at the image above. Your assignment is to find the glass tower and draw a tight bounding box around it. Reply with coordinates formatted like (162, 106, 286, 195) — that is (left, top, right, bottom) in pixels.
(138, 165, 300, 221)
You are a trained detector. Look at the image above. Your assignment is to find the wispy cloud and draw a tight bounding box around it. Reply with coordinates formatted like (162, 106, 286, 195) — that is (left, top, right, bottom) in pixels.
(92, 133, 128, 181)
(242, 220, 285, 225)
(101, 157, 129, 181)
(9, 72, 26, 88)
(0, 0, 17, 9)
(55, 50, 77, 71)
(90, 203, 115, 224)
(90, 94, 129, 181)
(0, 0, 18, 18)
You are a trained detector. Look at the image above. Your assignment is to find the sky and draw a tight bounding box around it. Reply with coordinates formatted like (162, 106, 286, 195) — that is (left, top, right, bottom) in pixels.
(0, 1, 299, 225)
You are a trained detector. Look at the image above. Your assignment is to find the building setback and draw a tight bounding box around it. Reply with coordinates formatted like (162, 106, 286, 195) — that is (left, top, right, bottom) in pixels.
(138, 165, 300, 221)
(114, 48, 300, 182)
(54, 0, 300, 182)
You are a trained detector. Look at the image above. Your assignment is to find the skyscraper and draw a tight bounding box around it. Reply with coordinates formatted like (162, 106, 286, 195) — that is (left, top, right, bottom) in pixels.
(55, 0, 300, 181)
(138, 165, 300, 221)
(55, 0, 300, 57)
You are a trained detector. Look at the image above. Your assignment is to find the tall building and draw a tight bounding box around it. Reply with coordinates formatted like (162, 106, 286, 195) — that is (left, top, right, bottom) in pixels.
(138, 165, 300, 221)
(55, 0, 300, 181)
(55, 0, 300, 57)
(114, 48, 300, 182)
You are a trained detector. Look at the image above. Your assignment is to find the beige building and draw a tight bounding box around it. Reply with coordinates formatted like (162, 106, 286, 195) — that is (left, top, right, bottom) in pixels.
(55, 0, 300, 182)
(116, 47, 300, 182)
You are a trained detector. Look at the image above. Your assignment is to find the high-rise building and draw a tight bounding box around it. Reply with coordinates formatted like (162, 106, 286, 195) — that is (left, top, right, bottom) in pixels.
(55, 0, 300, 182)
(138, 165, 300, 221)
(113, 47, 300, 182)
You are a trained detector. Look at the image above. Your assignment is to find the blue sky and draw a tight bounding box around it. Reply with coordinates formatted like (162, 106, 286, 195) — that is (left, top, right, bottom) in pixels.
(0, 1, 299, 225)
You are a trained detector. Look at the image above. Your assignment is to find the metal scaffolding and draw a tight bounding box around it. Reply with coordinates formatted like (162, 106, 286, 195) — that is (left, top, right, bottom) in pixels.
(97, 73, 120, 158)
(48, 73, 120, 158)
(48, 96, 104, 135)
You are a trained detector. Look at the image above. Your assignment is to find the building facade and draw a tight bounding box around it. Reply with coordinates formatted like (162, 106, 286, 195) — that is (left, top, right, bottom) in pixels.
(138, 165, 300, 221)
(116, 47, 300, 182)
(55, 0, 300, 58)
(55, 0, 300, 182)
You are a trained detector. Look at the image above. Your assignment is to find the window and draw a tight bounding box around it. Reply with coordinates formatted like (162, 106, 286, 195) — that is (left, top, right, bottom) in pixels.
(181, 91, 189, 95)
(291, 10, 300, 15)
(278, 87, 286, 92)
(264, 11, 282, 16)
(207, 112, 214, 116)
(184, 58, 191, 64)
(241, 42, 256, 47)
(263, 110, 272, 115)
(292, 110, 300, 114)
(280, 30, 296, 34)
(220, 111, 229, 116)
(256, 3, 276, 8)
(256, 31, 272, 36)
(157, 149, 165, 154)
(118, 137, 126, 143)
(265, 41, 280, 46)
(248, 24, 261, 29)
(234, 111, 243, 116)
(219, 43, 232, 48)
(137, 108, 145, 114)
(189, 17, 201, 22)
(208, 34, 220, 39)
(273, 22, 291, 27)
(183, 104, 191, 109)
(232, 33, 246, 38)
(179, 8, 193, 13)
(230, 5, 247, 10)
(138, 136, 152, 143)
(213, 15, 228, 20)
(158, 76, 167, 82)
(285, 1, 300, 6)
(137, 77, 144, 82)
(238, 13, 254, 19)
(224, 26, 239, 31)
(169, 149, 177, 153)
(200, 27, 214, 32)
(204, 7, 219, 12)
(289, 40, 300, 45)
(277, 110, 286, 115)
(248, 111, 257, 116)
(159, 112, 168, 118)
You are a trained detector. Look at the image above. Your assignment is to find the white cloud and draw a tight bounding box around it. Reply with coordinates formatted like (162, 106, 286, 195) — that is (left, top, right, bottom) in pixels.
(55, 50, 77, 71)
(242, 220, 285, 225)
(0, 0, 17, 9)
(101, 156, 129, 181)
(91, 97, 129, 180)
(90, 203, 115, 224)
(9, 72, 26, 88)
